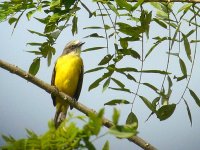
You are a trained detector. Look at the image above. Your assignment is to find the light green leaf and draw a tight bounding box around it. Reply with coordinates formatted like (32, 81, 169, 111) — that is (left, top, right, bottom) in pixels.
(102, 141, 109, 150)
(189, 89, 200, 107)
(126, 112, 138, 129)
(109, 124, 137, 138)
(104, 99, 130, 106)
(26, 10, 36, 20)
(115, 0, 132, 12)
(156, 104, 176, 121)
(50, 0, 60, 9)
(153, 18, 167, 29)
(113, 108, 120, 125)
(8, 17, 17, 25)
(143, 83, 159, 93)
(177, 4, 193, 13)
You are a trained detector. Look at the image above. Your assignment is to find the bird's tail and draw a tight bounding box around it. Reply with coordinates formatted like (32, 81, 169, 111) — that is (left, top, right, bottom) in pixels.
(54, 105, 69, 129)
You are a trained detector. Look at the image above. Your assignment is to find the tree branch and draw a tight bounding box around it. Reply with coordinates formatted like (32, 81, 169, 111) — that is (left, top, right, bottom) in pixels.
(0, 59, 157, 150)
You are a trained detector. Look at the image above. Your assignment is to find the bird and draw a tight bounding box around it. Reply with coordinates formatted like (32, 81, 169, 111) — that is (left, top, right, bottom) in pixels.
(51, 40, 84, 128)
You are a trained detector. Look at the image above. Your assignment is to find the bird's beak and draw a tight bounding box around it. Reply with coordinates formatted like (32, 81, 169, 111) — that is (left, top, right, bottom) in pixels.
(78, 42, 85, 47)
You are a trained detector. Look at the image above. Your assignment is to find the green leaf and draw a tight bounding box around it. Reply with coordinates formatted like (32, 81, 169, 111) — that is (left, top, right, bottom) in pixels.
(109, 87, 131, 93)
(189, 89, 200, 107)
(182, 33, 192, 62)
(111, 78, 125, 89)
(126, 112, 138, 129)
(72, 16, 78, 35)
(84, 33, 104, 38)
(109, 124, 137, 138)
(132, 0, 144, 11)
(143, 83, 159, 93)
(50, 0, 60, 9)
(153, 18, 167, 29)
(119, 48, 140, 59)
(107, 2, 119, 16)
(184, 99, 192, 126)
(102, 78, 110, 92)
(84, 67, 105, 74)
(82, 47, 106, 52)
(140, 96, 156, 112)
(156, 104, 176, 121)
(140, 70, 170, 75)
(80, 1, 93, 18)
(152, 97, 160, 108)
(47, 50, 52, 66)
(177, 4, 193, 13)
(104, 99, 130, 106)
(171, 23, 181, 49)
(116, 67, 137, 72)
(120, 38, 128, 49)
(179, 58, 187, 76)
(113, 108, 120, 125)
(29, 58, 40, 76)
(126, 73, 136, 82)
(102, 141, 109, 150)
(115, 0, 132, 12)
(98, 54, 113, 65)
(83, 26, 103, 29)
(26, 9, 36, 20)
(28, 29, 46, 37)
(8, 17, 17, 25)
(88, 77, 104, 91)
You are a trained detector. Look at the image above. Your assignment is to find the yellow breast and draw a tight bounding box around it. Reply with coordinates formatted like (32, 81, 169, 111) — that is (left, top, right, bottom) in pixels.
(55, 54, 83, 97)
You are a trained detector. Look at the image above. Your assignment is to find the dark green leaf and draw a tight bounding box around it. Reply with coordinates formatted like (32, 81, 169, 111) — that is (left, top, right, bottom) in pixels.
(109, 124, 137, 138)
(182, 33, 192, 62)
(8, 17, 17, 25)
(29, 58, 40, 76)
(179, 58, 187, 76)
(184, 99, 192, 126)
(126, 112, 138, 129)
(102, 78, 110, 92)
(85, 67, 105, 74)
(113, 108, 120, 125)
(104, 99, 130, 106)
(143, 83, 159, 93)
(47, 50, 52, 66)
(80, 1, 93, 18)
(140, 70, 170, 75)
(82, 47, 106, 52)
(109, 87, 131, 93)
(111, 78, 125, 88)
(156, 104, 176, 121)
(28, 29, 46, 37)
(153, 18, 167, 29)
(120, 38, 128, 49)
(171, 23, 181, 49)
(2, 134, 15, 143)
(126, 73, 136, 82)
(102, 141, 109, 150)
(140, 96, 156, 112)
(83, 26, 103, 29)
(88, 77, 104, 91)
(84, 33, 104, 38)
(72, 16, 78, 35)
(152, 97, 160, 108)
(189, 89, 200, 107)
(119, 48, 140, 59)
(98, 54, 113, 65)
(26, 42, 43, 46)
(116, 67, 137, 72)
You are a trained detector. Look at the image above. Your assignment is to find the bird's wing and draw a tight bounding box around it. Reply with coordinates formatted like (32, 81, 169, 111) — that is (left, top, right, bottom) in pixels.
(51, 63, 56, 106)
(70, 65, 84, 109)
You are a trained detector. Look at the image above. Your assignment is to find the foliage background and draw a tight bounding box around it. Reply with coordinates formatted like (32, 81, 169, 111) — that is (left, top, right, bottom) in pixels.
(0, 1, 200, 149)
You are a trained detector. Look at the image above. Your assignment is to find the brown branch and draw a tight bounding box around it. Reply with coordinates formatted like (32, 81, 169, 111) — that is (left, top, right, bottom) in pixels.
(0, 59, 157, 150)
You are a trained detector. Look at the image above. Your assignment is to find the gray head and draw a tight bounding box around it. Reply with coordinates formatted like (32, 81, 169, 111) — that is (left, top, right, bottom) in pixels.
(62, 40, 85, 55)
